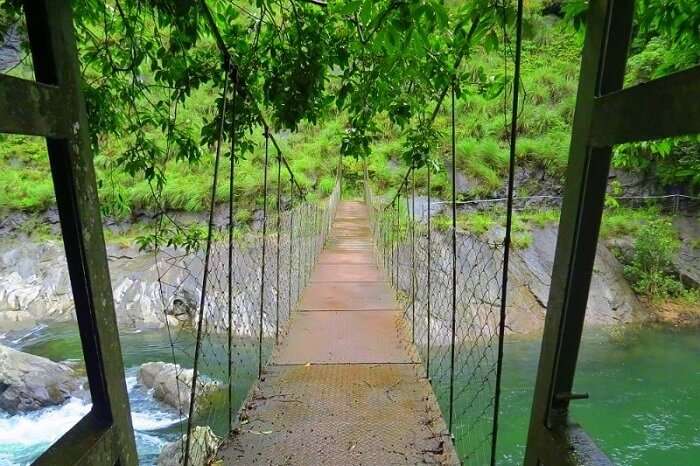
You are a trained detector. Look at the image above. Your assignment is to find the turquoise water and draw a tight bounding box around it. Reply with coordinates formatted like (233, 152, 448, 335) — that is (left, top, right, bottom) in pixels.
(493, 326, 700, 465)
(0, 324, 264, 466)
(1, 324, 698, 465)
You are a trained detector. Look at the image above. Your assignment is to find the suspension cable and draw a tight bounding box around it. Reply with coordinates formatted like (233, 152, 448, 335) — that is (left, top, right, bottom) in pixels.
(227, 64, 238, 433)
(426, 164, 432, 380)
(184, 59, 230, 466)
(275, 149, 282, 344)
(258, 130, 270, 378)
(411, 168, 416, 343)
(395, 193, 400, 286)
(491, 0, 524, 463)
(288, 172, 294, 322)
(448, 81, 458, 433)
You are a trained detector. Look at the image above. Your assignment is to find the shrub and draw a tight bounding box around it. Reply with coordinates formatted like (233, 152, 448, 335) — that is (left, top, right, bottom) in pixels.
(623, 219, 683, 299)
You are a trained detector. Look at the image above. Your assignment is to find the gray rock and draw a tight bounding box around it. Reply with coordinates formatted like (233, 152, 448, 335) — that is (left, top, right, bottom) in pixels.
(0, 344, 81, 413)
(0, 24, 22, 73)
(137, 361, 217, 412)
(506, 226, 645, 332)
(157, 425, 219, 466)
(0, 239, 204, 330)
(673, 216, 700, 289)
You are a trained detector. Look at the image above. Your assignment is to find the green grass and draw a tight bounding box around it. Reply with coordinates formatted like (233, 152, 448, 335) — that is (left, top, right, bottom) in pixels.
(0, 135, 56, 211)
(457, 211, 497, 235)
(600, 207, 664, 239)
(2, 16, 583, 220)
(0, 13, 678, 254)
(349, 18, 584, 201)
(448, 207, 559, 249)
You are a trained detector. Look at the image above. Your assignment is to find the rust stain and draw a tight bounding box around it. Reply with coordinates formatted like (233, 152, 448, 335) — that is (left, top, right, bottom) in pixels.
(276, 311, 415, 364)
(298, 281, 398, 311)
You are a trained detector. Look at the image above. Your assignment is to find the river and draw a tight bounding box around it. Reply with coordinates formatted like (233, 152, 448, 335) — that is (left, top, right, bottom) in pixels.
(0, 324, 697, 465)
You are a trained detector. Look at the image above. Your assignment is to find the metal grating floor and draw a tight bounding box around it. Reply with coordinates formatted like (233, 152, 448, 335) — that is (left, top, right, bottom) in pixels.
(216, 201, 458, 465)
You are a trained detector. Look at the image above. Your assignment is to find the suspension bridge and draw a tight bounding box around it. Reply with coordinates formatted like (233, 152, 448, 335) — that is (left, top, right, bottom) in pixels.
(5, 0, 699, 465)
(216, 200, 459, 464)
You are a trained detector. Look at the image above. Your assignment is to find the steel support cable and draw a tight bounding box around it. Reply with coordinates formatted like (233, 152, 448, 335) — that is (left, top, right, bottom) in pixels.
(155, 87, 188, 452)
(275, 147, 282, 344)
(395, 193, 400, 287)
(296, 198, 303, 304)
(385, 167, 412, 212)
(448, 81, 457, 433)
(426, 165, 432, 380)
(411, 168, 416, 343)
(405, 193, 411, 324)
(184, 61, 230, 466)
(288, 173, 294, 321)
(258, 130, 270, 378)
(198, 0, 306, 200)
(386, 217, 394, 274)
(491, 0, 523, 463)
(226, 64, 238, 432)
(390, 198, 396, 286)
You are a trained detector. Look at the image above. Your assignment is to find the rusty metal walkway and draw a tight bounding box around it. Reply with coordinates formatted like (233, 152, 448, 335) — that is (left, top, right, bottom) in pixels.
(217, 201, 458, 465)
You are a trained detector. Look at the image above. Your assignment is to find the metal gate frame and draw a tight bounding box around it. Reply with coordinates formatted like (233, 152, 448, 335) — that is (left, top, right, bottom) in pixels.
(523, 1, 700, 464)
(0, 1, 137, 465)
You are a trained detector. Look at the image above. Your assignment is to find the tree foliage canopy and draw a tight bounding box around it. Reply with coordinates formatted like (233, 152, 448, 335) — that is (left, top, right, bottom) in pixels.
(2, 0, 519, 186)
(1, 0, 698, 192)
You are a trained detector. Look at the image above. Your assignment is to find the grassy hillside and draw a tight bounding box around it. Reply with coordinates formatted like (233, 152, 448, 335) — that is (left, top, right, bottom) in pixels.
(0, 86, 344, 218)
(355, 16, 580, 200)
(2, 13, 693, 216)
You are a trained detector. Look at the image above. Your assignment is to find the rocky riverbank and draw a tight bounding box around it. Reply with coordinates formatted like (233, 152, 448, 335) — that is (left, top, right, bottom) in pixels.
(2, 216, 697, 336)
(0, 343, 85, 414)
(0, 239, 196, 330)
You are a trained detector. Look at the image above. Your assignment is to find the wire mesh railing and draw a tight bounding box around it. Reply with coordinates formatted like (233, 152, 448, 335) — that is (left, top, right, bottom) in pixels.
(136, 2, 344, 463)
(365, 171, 506, 464)
(152, 168, 340, 464)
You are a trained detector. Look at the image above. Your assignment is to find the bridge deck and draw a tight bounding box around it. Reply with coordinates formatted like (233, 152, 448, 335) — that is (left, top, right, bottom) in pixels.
(217, 201, 459, 465)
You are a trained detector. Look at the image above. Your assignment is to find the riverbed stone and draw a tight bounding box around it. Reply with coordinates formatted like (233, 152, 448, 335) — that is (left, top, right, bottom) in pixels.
(0, 344, 81, 414)
(137, 361, 217, 412)
(157, 425, 219, 466)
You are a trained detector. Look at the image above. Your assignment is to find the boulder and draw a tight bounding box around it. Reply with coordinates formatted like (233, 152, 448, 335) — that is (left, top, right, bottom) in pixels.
(673, 216, 700, 290)
(137, 361, 216, 412)
(0, 344, 81, 413)
(508, 226, 646, 331)
(157, 425, 219, 466)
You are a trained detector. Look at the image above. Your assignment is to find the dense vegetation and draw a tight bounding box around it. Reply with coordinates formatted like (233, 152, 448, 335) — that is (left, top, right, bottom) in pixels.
(0, 1, 697, 302)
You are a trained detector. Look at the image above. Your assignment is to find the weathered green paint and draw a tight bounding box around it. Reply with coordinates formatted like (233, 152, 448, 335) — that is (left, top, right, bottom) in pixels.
(590, 64, 700, 147)
(523, 0, 633, 464)
(524, 0, 700, 464)
(0, 1, 139, 465)
(0, 75, 70, 138)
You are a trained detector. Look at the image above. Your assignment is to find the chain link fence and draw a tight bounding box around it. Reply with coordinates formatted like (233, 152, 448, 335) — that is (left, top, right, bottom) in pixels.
(365, 173, 699, 465)
(366, 176, 505, 465)
(446, 193, 699, 214)
(152, 174, 340, 464)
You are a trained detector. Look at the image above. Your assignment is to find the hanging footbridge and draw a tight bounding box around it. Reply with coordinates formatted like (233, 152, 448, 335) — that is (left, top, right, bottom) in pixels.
(8, 1, 695, 464)
(216, 200, 459, 464)
(167, 171, 508, 466)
